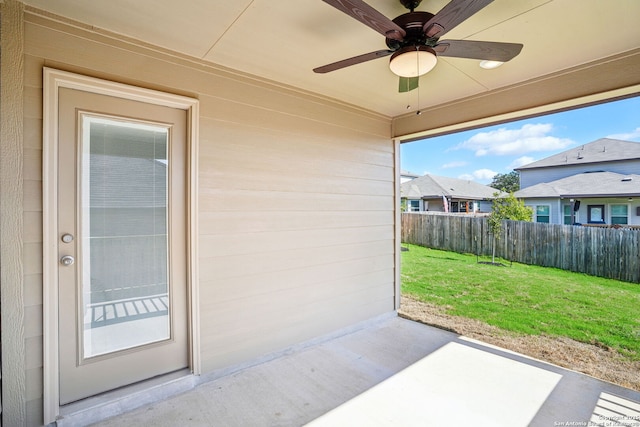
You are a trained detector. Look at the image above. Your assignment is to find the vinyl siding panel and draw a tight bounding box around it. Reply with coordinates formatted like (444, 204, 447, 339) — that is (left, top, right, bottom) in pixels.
(520, 160, 640, 188)
(199, 211, 393, 235)
(20, 9, 395, 422)
(196, 112, 395, 369)
(199, 276, 392, 371)
(27, 399, 44, 427)
(200, 225, 393, 257)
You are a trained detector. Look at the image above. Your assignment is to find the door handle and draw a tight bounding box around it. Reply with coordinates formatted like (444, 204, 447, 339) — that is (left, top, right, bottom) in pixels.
(60, 255, 75, 266)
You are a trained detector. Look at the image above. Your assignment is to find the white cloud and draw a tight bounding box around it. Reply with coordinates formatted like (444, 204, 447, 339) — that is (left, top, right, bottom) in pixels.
(507, 156, 536, 169)
(441, 161, 468, 169)
(458, 168, 497, 182)
(606, 127, 640, 141)
(457, 123, 574, 156)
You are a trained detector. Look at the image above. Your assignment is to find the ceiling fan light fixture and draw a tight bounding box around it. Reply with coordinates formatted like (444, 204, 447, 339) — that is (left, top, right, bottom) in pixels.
(389, 46, 437, 77)
(479, 60, 504, 69)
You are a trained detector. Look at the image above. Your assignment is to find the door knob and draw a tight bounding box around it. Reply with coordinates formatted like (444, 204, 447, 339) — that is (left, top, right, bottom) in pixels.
(60, 255, 75, 266)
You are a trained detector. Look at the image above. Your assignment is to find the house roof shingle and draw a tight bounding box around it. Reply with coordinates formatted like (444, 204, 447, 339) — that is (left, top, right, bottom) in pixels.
(515, 138, 640, 170)
(514, 171, 640, 198)
(400, 174, 499, 200)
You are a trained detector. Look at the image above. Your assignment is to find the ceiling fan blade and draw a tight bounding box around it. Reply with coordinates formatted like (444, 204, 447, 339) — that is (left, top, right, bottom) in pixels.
(320, 0, 406, 41)
(314, 49, 393, 73)
(423, 0, 493, 38)
(399, 76, 419, 93)
(434, 39, 523, 62)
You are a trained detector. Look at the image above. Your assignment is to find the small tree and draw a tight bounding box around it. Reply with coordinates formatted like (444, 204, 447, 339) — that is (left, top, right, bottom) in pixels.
(488, 192, 532, 263)
(490, 171, 520, 193)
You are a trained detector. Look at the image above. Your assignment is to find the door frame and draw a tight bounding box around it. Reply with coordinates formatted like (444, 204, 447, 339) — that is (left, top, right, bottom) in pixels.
(42, 68, 200, 423)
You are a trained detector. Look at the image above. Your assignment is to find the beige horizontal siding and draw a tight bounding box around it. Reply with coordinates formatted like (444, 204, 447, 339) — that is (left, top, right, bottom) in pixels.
(200, 225, 393, 257)
(200, 240, 393, 280)
(199, 280, 392, 372)
(198, 191, 391, 213)
(199, 117, 392, 160)
(24, 274, 43, 307)
(21, 9, 396, 418)
(200, 259, 394, 307)
(200, 145, 394, 183)
(201, 174, 393, 198)
(199, 211, 393, 235)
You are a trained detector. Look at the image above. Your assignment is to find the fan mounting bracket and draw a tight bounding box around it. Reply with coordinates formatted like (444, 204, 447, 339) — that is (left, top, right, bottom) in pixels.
(399, 0, 423, 11)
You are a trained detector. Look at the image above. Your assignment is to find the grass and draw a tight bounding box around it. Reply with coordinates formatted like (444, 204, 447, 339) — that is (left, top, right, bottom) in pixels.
(401, 244, 640, 361)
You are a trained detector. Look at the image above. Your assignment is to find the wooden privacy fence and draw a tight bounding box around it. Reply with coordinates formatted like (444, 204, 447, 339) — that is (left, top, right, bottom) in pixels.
(401, 212, 640, 284)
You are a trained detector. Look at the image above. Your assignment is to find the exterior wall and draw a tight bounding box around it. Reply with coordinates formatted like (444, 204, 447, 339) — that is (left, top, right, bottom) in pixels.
(523, 198, 563, 224)
(1, 1, 29, 426)
(424, 198, 444, 212)
(574, 198, 640, 226)
(524, 197, 640, 226)
(15, 8, 395, 425)
(520, 160, 640, 188)
(477, 200, 493, 213)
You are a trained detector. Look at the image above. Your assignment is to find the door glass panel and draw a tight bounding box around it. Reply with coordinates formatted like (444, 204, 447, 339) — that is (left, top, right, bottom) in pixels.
(81, 115, 171, 359)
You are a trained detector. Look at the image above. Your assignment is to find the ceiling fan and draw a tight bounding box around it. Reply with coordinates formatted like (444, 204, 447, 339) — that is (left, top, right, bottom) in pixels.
(313, 0, 523, 92)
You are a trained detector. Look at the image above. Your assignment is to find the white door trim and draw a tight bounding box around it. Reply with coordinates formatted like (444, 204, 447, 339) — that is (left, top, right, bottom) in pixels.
(42, 68, 200, 424)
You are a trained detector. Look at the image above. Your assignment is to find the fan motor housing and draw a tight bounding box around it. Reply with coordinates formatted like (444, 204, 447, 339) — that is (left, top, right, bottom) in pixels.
(386, 11, 436, 50)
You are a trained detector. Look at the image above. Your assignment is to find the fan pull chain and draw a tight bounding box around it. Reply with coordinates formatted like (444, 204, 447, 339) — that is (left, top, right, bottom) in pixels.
(416, 46, 422, 115)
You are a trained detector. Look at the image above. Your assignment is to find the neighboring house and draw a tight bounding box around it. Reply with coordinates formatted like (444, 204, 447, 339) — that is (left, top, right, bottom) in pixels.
(400, 174, 499, 213)
(515, 139, 640, 226)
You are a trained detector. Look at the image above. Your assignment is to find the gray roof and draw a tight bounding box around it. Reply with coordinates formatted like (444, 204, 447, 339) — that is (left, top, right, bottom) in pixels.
(400, 174, 499, 200)
(515, 138, 640, 170)
(514, 171, 640, 198)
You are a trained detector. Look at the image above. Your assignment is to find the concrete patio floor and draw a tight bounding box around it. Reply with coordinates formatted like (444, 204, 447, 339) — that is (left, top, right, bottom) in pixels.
(69, 314, 640, 426)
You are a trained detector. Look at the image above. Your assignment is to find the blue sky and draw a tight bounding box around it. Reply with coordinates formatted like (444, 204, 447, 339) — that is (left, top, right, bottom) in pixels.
(400, 96, 640, 184)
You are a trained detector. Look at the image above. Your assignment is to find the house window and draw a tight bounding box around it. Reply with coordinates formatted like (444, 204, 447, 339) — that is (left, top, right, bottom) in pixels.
(611, 204, 628, 225)
(587, 205, 605, 223)
(535, 205, 550, 223)
(563, 205, 579, 225)
(408, 200, 420, 212)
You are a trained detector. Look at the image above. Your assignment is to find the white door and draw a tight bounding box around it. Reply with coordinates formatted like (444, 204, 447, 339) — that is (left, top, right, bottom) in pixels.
(57, 87, 188, 404)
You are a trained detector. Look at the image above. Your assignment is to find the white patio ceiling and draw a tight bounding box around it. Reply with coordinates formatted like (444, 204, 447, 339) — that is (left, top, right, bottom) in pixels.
(21, 0, 640, 118)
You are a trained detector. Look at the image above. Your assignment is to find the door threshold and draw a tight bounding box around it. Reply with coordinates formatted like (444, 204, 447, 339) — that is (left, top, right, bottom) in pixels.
(55, 369, 195, 426)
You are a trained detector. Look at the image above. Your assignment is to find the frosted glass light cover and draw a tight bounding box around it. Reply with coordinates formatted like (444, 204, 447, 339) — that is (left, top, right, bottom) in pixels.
(389, 47, 437, 78)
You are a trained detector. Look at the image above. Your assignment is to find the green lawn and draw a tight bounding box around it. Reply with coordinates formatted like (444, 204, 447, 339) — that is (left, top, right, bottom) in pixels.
(401, 244, 640, 361)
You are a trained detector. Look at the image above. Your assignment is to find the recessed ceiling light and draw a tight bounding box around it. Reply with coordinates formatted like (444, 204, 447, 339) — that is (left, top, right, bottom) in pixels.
(479, 60, 504, 70)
